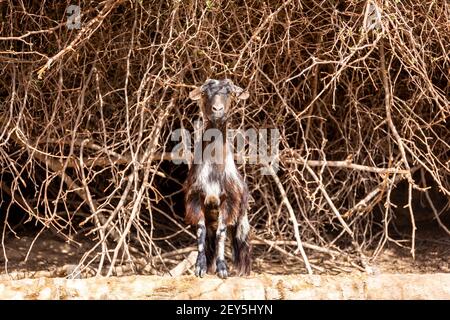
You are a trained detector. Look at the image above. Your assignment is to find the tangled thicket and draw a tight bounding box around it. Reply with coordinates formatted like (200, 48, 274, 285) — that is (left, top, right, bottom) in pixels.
(0, 0, 449, 276)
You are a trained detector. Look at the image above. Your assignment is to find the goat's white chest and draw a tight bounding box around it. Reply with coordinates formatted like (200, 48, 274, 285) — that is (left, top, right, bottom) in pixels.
(195, 153, 242, 197)
(196, 161, 220, 197)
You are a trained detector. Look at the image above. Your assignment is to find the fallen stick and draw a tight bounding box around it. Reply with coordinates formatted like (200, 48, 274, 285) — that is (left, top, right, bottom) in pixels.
(168, 251, 197, 277)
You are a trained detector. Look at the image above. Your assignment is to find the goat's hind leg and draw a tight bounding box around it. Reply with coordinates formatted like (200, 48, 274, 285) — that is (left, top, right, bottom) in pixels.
(231, 213, 252, 276)
(195, 219, 207, 277)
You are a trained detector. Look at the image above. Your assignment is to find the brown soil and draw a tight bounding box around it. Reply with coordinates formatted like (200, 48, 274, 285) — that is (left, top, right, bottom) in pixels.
(1, 221, 449, 280)
(369, 226, 450, 274)
(0, 221, 448, 300)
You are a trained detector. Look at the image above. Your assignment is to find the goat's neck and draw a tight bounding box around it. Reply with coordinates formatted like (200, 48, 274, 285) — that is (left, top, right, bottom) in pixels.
(204, 118, 227, 134)
(202, 119, 228, 170)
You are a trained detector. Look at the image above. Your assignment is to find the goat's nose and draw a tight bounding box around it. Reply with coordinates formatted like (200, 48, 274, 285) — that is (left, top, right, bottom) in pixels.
(212, 104, 223, 112)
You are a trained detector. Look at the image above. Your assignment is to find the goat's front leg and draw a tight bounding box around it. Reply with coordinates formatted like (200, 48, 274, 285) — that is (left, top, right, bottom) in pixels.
(195, 219, 207, 277)
(215, 213, 228, 279)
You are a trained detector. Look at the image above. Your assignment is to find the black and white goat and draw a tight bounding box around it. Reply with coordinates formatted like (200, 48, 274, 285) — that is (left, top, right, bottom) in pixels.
(184, 79, 251, 278)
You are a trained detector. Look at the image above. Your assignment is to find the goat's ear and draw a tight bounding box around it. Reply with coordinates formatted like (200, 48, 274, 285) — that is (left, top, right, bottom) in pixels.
(189, 87, 203, 101)
(232, 85, 249, 100)
(237, 90, 249, 100)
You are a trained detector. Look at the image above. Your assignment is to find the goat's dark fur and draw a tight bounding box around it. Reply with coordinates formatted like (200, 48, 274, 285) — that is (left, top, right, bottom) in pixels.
(184, 79, 251, 278)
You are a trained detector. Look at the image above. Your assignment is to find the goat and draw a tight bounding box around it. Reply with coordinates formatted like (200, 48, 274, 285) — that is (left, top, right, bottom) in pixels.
(184, 78, 251, 279)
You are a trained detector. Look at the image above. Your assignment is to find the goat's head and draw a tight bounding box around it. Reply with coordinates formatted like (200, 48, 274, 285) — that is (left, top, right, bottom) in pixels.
(189, 79, 249, 124)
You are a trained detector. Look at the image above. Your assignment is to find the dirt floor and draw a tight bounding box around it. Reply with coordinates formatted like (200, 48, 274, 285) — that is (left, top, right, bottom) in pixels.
(0, 224, 448, 299)
(369, 222, 450, 274)
(1, 220, 449, 281)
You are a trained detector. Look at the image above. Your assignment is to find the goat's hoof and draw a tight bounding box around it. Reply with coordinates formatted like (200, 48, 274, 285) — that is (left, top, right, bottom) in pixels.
(195, 254, 207, 278)
(216, 260, 228, 279)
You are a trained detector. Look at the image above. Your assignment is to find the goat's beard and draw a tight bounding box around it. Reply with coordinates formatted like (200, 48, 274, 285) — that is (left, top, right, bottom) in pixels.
(208, 115, 228, 127)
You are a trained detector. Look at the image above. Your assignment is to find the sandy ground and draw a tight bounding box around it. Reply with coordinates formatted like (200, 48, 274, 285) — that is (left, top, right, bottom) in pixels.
(1, 273, 450, 299)
(0, 222, 448, 299)
(1, 222, 449, 278)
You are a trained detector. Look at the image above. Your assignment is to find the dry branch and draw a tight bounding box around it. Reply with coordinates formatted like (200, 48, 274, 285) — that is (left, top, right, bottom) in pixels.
(0, 0, 449, 276)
